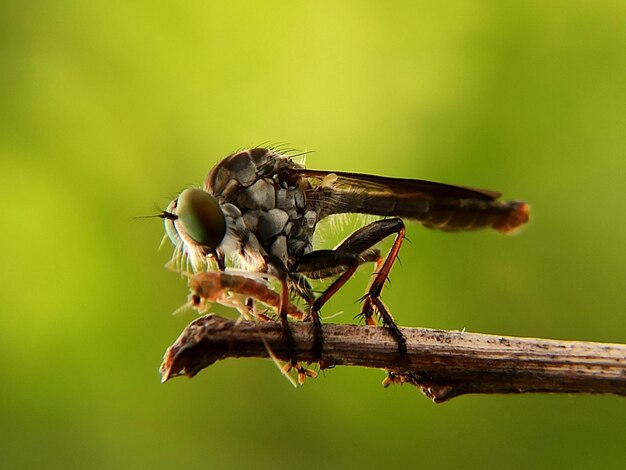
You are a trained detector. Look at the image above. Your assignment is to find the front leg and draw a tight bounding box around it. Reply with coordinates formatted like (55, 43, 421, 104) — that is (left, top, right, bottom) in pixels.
(264, 256, 299, 367)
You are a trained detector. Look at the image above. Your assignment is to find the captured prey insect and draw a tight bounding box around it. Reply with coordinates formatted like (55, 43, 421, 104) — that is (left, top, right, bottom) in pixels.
(167, 269, 315, 385)
(184, 270, 317, 384)
(187, 270, 305, 322)
(160, 147, 530, 367)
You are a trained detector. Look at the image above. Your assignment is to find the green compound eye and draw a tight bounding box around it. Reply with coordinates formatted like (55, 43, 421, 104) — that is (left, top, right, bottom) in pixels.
(175, 188, 227, 249)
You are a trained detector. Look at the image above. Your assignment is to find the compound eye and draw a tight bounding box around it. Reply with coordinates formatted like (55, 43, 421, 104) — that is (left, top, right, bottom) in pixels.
(175, 188, 226, 249)
(190, 294, 202, 307)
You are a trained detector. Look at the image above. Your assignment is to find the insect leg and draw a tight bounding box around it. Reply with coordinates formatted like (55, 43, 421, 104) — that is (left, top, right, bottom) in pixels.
(291, 250, 362, 360)
(265, 255, 307, 370)
(335, 217, 408, 357)
(292, 217, 407, 359)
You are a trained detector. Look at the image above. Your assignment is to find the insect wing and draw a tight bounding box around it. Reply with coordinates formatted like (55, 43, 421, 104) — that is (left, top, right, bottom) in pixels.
(284, 168, 501, 201)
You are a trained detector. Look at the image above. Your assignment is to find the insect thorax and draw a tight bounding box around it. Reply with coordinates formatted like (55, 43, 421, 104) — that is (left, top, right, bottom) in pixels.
(204, 148, 318, 270)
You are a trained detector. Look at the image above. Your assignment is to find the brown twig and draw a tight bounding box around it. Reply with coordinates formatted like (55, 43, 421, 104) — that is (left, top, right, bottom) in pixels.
(160, 315, 626, 403)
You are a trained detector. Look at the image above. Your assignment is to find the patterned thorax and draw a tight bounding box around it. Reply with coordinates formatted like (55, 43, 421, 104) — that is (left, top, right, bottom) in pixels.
(204, 148, 317, 271)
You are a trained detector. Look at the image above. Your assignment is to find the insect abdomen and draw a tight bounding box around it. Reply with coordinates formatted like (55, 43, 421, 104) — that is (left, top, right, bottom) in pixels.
(417, 199, 529, 233)
(331, 192, 529, 233)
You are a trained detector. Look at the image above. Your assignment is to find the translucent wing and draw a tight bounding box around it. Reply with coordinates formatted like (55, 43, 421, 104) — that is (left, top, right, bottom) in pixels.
(286, 168, 500, 199)
(279, 167, 527, 233)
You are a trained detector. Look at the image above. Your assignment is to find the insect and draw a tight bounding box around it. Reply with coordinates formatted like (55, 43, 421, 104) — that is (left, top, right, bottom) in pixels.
(185, 270, 316, 384)
(187, 270, 305, 322)
(161, 147, 529, 366)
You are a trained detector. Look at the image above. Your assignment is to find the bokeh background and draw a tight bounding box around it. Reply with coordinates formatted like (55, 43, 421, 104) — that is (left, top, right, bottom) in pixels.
(2, 1, 625, 469)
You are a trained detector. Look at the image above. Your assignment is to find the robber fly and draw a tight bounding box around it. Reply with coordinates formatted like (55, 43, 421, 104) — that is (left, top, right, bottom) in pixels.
(161, 147, 529, 366)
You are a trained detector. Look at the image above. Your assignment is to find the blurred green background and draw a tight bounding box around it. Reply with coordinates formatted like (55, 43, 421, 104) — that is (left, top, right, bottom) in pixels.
(1, 1, 625, 469)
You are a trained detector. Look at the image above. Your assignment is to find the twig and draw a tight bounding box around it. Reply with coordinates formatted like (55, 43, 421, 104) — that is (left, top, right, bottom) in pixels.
(160, 315, 626, 403)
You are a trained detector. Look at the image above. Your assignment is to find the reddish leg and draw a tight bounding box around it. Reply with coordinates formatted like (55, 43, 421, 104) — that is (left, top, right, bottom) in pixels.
(293, 217, 408, 359)
(358, 219, 407, 356)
